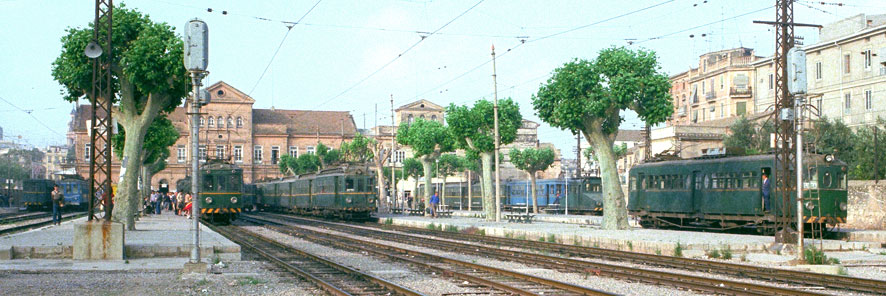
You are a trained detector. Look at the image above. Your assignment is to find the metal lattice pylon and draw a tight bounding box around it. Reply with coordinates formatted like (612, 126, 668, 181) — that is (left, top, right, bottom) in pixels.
(772, 0, 796, 242)
(88, 0, 113, 221)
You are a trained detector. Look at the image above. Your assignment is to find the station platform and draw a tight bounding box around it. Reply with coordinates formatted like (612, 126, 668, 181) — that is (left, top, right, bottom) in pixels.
(376, 213, 883, 258)
(0, 211, 240, 264)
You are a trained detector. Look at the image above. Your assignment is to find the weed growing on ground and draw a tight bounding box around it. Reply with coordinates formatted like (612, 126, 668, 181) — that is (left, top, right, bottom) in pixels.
(212, 256, 221, 265)
(740, 254, 748, 262)
(655, 249, 662, 256)
(237, 276, 266, 286)
(721, 245, 732, 260)
(626, 241, 633, 251)
(537, 236, 546, 242)
(593, 242, 600, 248)
(547, 234, 556, 243)
(505, 232, 513, 239)
(427, 223, 437, 230)
(804, 247, 840, 265)
(673, 242, 684, 257)
(460, 226, 481, 235)
(444, 225, 459, 232)
(707, 249, 721, 259)
(838, 267, 849, 276)
(879, 251, 886, 256)
(478, 229, 486, 236)
(195, 279, 210, 286)
(384, 218, 393, 225)
(516, 234, 527, 240)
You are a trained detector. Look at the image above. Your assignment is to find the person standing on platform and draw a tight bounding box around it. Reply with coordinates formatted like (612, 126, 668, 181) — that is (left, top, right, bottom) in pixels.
(762, 173, 771, 213)
(51, 185, 63, 225)
(429, 192, 439, 218)
(151, 191, 161, 215)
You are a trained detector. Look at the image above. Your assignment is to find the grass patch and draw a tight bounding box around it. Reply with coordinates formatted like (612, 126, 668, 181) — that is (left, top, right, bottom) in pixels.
(460, 226, 483, 235)
(212, 256, 221, 265)
(195, 279, 210, 286)
(721, 245, 732, 260)
(626, 241, 633, 251)
(546, 234, 556, 243)
(804, 247, 840, 265)
(740, 254, 748, 262)
(673, 242, 684, 257)
(706, 248, 721, 259)
(504, 232, 513, 239)
(655, 249, 662, 256)
(384, 218, 393, 225)
(516, 234, 527, 240)
(593, 242, 600, 248)
(879, 251, 886, 256)
(237, 276, 266, 286)
(426, 223, 437, 230)
(444, 225, 459, 232)
(537, 236, 546, 242)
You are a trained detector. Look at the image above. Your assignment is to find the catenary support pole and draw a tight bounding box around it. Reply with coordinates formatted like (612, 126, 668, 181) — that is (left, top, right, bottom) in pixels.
(492, 44, 501, 222)
(189, 72, 203, 264)
(796, 96, 804, 259)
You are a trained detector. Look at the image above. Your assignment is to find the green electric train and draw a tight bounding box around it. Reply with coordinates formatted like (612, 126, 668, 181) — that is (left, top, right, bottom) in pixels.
(628, 154, 848, 234)
(255, 165, 377, 220)
(178, 161, 244, 223)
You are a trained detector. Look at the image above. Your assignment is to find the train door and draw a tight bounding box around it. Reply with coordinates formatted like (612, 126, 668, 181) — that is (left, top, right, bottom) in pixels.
(636, 173, 646, 210)
(691, 171, 702, 214)
(761, 167, 771, 214)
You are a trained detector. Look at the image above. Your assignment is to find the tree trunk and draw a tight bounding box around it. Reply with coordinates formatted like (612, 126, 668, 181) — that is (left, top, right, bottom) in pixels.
(112, 94, 163, 231)
(586, 130, 629, 230)
(480, 152, 494, 221)
(420, 157, 433, 213)
(375, 165, 388, 213)
(412, 176, 420, 209)
(530, 171, 538, 214)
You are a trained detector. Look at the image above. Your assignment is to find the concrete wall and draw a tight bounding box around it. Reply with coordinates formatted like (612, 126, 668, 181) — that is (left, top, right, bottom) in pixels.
(847, 180, 886, 230)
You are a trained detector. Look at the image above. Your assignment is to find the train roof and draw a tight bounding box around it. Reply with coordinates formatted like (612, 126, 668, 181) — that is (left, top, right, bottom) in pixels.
(632, 153, 846, 170)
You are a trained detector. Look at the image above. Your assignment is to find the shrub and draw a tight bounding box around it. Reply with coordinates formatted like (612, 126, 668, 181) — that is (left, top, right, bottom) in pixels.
(444, 225, 459, 232)
(707, 249, 721, 259)
(721, 245, 732, 260)
(384, 218, 393, 225)
(426, 223, 436, 230)
(547, 234, 556, 243)
(805, 247, 840, 265)
(626, 241, 633, 251)
(673, 242, 684, 257)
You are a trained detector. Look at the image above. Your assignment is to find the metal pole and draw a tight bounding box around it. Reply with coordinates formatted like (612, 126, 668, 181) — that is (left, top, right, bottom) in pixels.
(391, 95, 397, 209)
(796, 96, 804, 259)
(189, 72, 203, 264)
(565, 171, 569, 216)
(492, 45, 501, 222)
(875, 127, 879, 184)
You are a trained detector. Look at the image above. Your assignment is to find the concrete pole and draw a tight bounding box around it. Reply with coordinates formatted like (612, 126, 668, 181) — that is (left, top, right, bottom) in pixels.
(796, 96, 804, 259)
(189, 72, 203, 264)
(492, 44, 501, 222)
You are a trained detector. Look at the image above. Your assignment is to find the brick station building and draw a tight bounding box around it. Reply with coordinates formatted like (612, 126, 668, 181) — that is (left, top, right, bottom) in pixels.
(67, 81, 357, 191)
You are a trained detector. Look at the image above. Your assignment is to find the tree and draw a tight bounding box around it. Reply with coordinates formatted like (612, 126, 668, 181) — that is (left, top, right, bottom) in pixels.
(584, 143, 627, 163)
(533, 47, 672, 230)
(436, 154, 465, 208)
(366, 136, 392, 212)
(509, 147, 555, 213)
(279, 154, 298, 175)
(112, 115, 179, 216)
(808, 117, 856, 166)
(446, 99, 522, 221)
(402, 157, 423, 209)
(341, 133, 373, 163)
(397, 119, 454, 209)
(52, 7, 189, 229)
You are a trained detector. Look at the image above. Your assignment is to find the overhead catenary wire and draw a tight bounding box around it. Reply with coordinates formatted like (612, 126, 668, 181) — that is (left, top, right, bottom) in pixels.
(0, 95, 64, 137)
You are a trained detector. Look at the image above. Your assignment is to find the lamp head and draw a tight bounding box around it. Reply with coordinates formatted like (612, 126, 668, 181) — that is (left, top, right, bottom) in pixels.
(84, 40, 103, 59)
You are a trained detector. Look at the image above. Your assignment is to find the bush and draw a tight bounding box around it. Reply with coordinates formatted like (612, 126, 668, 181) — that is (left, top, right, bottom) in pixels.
(721, 245, 732, 260)
(673, 242, 684, 257)
(384, 218, 393, 225)
(547, 234, 556, 243)
(444, 225, 459, 232)
(805, 247, 840, 265)
(707, 249, 721, 259)
(426, 223, 436, 230)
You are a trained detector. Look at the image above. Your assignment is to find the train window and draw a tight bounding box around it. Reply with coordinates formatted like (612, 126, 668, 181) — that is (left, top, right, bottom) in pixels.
(733, 173, 742, 188)
(806, 167, 817, 183)
(822, 172, 833, 188)
(695, 174, 703, 190)
(345, 178, 355, 192)
(629, 176, 636, 191)
(203, 176, 214, 191)
(841, 172, 848, 189)
(357, 178, 364, 191)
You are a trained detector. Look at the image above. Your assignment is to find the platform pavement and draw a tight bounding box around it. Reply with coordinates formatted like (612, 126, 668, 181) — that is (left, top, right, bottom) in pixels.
(0, 211, 240, 263)
(376, 213, 882, 257)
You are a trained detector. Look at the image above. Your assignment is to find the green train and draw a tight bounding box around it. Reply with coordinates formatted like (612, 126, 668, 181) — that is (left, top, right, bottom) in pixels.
(256, 165, 377, 220)
(178, 161, 244, 223)
(21, 179, 55, 209)
(628, 154, 848, 234)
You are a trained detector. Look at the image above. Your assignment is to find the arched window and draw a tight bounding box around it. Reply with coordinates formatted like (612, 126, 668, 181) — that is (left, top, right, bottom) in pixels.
(217, 116, 223, 128)
(208, 116, 214, 127)
(407, 114, 414, 124)
(227, 117, 233, 128)
(236, 117, 243, 128)
(420, 114, 425, 119)
(199, 116, 205, 127)
(431, 115, 437, 121)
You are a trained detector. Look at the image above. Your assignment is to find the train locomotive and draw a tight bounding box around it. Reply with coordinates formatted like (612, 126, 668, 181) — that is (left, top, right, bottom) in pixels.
(178, 161, 244, 223)
(255, 165, 376, 220)
(21, 179, 55, 209)
(628, 154, 848, 234)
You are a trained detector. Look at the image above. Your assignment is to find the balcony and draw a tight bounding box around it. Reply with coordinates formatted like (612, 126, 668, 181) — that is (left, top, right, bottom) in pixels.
(730, 86, 752, 97)
(705, 92, 716, 101)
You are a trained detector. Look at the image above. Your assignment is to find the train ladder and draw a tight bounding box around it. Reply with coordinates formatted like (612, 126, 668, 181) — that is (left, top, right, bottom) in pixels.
(804, 140, 825, 252)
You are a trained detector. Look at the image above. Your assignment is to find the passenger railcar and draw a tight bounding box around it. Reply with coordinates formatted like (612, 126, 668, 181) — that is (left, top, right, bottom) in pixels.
(21, 179, 55, 209)
(628, 154, 848, 234)
(241, 184, 258, 212)
(415, 177, 604, 214)
(416, 182, 492, 210)
(57, 178, 89, 210)
(256, 165, 377, 220)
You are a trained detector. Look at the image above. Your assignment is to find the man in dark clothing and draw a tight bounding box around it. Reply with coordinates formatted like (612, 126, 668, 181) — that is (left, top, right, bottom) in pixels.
(51, 185, 63, 225)
(762, 173, 771, 212)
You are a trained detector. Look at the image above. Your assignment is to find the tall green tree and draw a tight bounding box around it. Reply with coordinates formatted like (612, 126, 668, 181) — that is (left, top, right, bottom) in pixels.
(436, 154, 465, 208)
(397, 119, 454, 209)
(341, 133, 373, 163)
(52, 7, 189, 229)
(279, 154, 298, 175)
(808, 117, 856, 165)
(533, 47, 672, 230)
(848, 122, 885, 180)
(402, 157, 423, 209)
(447, 99, 522, 221)
(112, 115, 179, 215)
(509, 147, 555, 213)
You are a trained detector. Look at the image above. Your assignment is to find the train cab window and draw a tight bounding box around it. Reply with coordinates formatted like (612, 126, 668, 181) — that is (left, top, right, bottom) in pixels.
(840, 172, 848, 189)
(357, 178, 364, 192)
(822, 172, 833, 188)
(203, 177, 215, 191)
(345, 178, 355, 192)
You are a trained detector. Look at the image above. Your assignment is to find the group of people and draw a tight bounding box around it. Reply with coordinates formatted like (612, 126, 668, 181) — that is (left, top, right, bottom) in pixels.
(144, 191, 193, 218)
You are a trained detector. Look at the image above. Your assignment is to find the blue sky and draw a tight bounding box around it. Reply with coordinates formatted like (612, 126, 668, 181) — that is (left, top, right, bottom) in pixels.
(0, 0, 878, 155)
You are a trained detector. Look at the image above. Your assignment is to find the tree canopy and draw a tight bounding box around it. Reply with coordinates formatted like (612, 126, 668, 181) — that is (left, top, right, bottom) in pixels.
(446, 99, 522, 154)
(279, 154, 321, 176)
(532, 47, 672, 230)
(340, 133, 373, 163)
(510, 147, 555, 174)
(112, 115, 179, 165)
(396, 119, 455, 158)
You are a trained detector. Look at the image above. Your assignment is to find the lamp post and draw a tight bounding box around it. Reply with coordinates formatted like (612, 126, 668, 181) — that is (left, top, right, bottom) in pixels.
(184, 18, 208, 265)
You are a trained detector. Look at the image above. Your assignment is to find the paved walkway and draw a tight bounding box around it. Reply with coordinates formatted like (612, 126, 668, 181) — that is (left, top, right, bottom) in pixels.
(0, 211, 239, 264)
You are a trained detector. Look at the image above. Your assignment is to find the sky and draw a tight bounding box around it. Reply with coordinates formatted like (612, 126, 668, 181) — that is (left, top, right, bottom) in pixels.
(0, 0, 880, 156)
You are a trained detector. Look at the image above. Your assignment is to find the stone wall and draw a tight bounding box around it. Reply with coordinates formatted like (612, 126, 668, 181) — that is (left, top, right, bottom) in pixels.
(847, 180, 886, 230)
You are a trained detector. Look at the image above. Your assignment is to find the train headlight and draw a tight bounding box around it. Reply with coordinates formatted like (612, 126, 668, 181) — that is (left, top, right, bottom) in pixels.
(346, 197, 352, 203)
(839, 202, 847, 211)
(231, 197, 238, 204)
(804, 201, 815, 210)
(824, 154, 835, 162)
(368, 198, 375, 203)
(205, 197, 213, 204)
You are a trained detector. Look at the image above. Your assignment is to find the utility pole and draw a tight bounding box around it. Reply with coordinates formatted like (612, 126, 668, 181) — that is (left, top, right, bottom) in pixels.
(492, 44, 501, 222)
(576, 134, 581, 178)
(876, 127, 880, 184)
(184, 18, 208, 265)
(390, 95, 397, 209)
(86, 0, 114, 221)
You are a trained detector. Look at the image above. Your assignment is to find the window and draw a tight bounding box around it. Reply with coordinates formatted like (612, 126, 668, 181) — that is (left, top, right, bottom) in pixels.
(844, 54, 851, 74)
(289, 146, 298, 157)
(720, 75, 724, 89)
(254, 146, 263, 164)
(199, 145, 207, 162)
(815, 61, 822, 80)
(420, 114, 425, 119)
(702, 81, 705, 94)
(227, 117, 233, 128)
(407, 114, 414, 124)
(865, 89, 872, 110)
(234, 146, 243, 162)
(208, 116, 214, 127)
(817, 99, 822, 113)
(736, 102, 746, 116)
(864, 50, 872, 69)
(271, 146, 280, 165)
(84, 143, 91, 160)
(177, 145, 186, 163)
(199, 116, 205, 127)
(710, 78, 715, 93)
(216, 145, 225, 159)
(236, 117, 244, 128)
(845, 93, 851, 113)
(217, 116, 223, 128)
(306, 146, 315, 155)
(431, 115, 437, 121)
(768, 74, 774, 90)
(720, 103, 724, 117)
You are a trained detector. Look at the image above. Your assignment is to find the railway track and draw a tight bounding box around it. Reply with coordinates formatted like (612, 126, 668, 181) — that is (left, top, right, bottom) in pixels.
(207, 222, 422, 296)
(252, 213, 833, 296)
(365, 219, 886, 295)
(237, 215, 614, 296)
(0, 212, 87, 236)
(0, 212, 50, 224)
